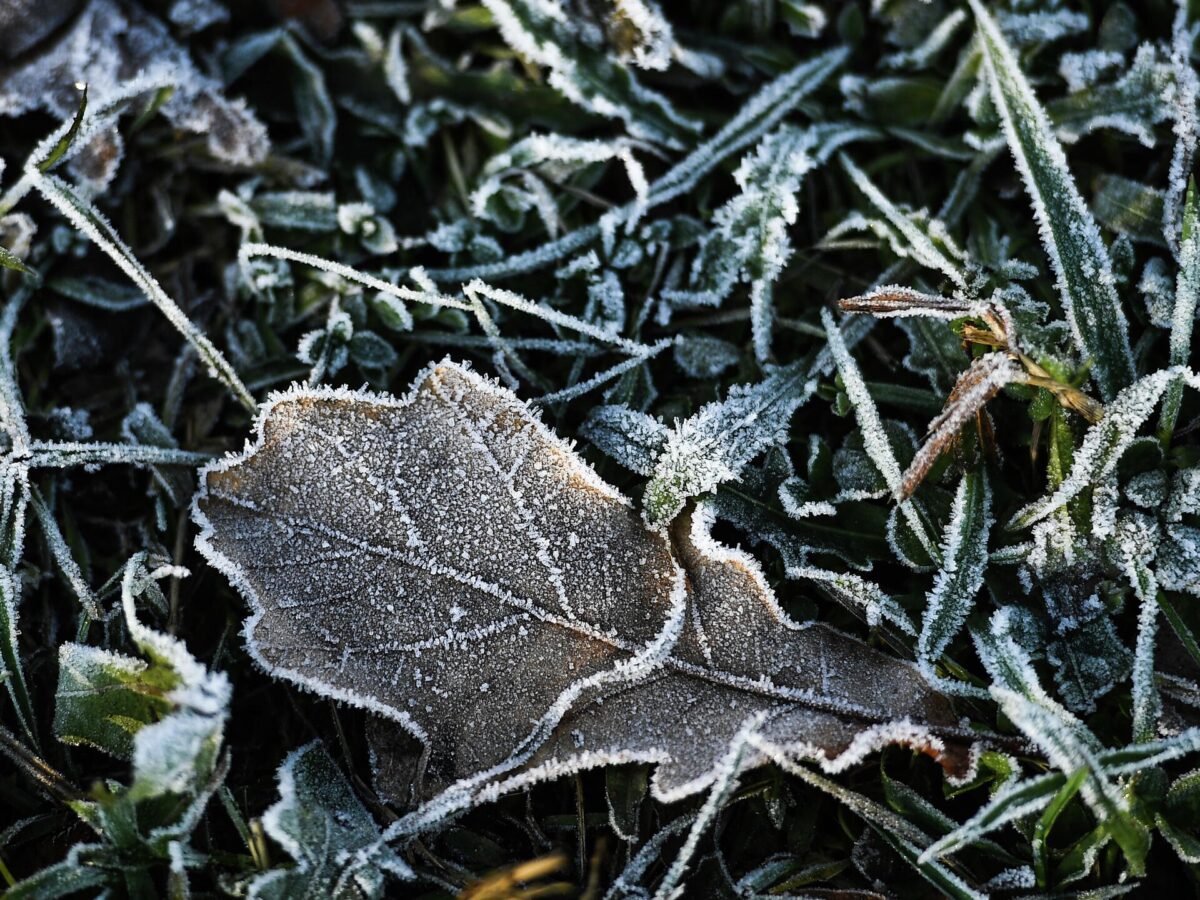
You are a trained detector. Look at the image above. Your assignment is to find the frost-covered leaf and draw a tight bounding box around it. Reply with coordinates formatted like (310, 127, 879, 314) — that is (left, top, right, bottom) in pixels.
(423, 46, 848, 283)
(471, 133, 648, 236)
(194, 360, 969, 811)
(662, 126, 821, 361)
(54, 643, 173, 760)
(1046, 615, 1132, 715)
(672, 333, 740, 379)
(11, 556, 234, 898)
(117, 557, 230, 803)
(643, 356, 818, 526)
(222, 27, 334, 164)
(823, 309, 938, 560)
(973, 607, 1150, 872)
(1160, 524, 1200, 597)
(1161, 177, 1200, 442)
(0, 0, 268, 181)
(480, 0, 699, 147)
(30, 171, 256, 412)
(1164, 5, 1199, 252)
(918, 469, 992, 680)
(249, 742, 411, 898)
(838, 155, 968, 290)
(1049, 44, 1175, 148)
(1110, 512, 1162, 741)
(580, 404, 667, 476)
(903, 354, 1023, 502)
(923, 729, 1200, 863)
(970, 0, 1135, 402)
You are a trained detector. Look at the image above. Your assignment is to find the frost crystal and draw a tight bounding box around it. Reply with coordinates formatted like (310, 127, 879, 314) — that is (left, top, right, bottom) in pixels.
(642, 357, 817, 526)
(250, 742, 411, 897)
(480, 0, 699, 147)
(1013, 369, 1195, 529)
(918, 470, 992, 684)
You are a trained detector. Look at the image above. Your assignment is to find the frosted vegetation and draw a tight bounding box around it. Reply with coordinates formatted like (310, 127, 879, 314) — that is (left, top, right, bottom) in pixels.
(5, 0, 1200, 897)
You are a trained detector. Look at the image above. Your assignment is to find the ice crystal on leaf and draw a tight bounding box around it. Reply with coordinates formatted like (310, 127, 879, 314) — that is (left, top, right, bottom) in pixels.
(1012, 368, 1198, 530)
(479, 0, 700, 148)
(918, 469, 992, 689)
(8, 557, 233, 898)
(194, 361, 969, 818)
(642, 354, 820, 527)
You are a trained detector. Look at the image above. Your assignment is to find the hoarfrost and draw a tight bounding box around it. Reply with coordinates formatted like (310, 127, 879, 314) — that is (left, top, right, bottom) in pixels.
(642, 357, 817, 527)
(918, 470, 992, 685)
(662, 126, 819, 361)
(1012, 369, 1195, 529)
(480, 0, 700, 147)
(823, 308, 939, 561)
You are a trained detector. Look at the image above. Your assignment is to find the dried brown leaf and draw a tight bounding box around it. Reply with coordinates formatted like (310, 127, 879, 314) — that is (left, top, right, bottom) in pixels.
(838, 286, 972, 319)
(901, 352, 1024, 500)
(194, 361, 969, 808)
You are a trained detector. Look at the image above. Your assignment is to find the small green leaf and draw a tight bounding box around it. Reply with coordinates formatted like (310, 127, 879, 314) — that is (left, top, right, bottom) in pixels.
(0, 244, 35, 279)
(54, 644, 174, 759)
(1032, 766, 1088, 888)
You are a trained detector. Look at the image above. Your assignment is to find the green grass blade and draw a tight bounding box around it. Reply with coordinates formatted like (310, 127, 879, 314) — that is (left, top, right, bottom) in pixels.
(1033, 767, 1088, 888)
(918, 469, 992, 673)
(969, 0, 1135, 402)
(37, 84, 87, 174)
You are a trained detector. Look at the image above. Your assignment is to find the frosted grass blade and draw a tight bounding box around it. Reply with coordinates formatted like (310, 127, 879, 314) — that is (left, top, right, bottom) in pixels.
(1160, 177, 1200, 443)
(1011, 369, 1191, 529)
(822, 308, 940, 562)
(425, 47, 848, 283)
(969, 0, 1134, 401)
(30, 173, 257, 413)
(918, 469, 992, 676)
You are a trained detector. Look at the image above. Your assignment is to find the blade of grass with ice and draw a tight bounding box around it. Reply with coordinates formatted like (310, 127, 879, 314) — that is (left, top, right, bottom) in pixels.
(822, 308, 940, 562)
(1011, 369, 1193, 529)
(1160, 177, 1200, 443)
(30, 173, 257, 413)
(839, 154, 967, 289)
(969, 0, 1134, 402)
(918, 469, 992, 684)
(974, 608, 1150, 873)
